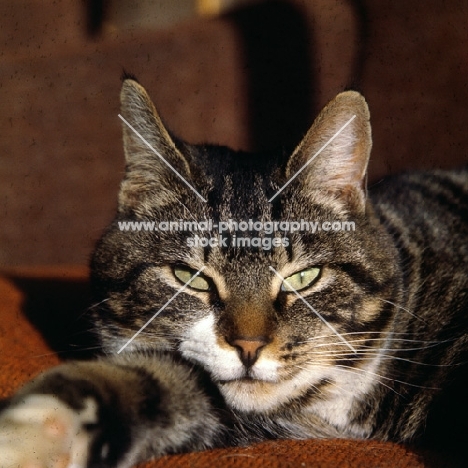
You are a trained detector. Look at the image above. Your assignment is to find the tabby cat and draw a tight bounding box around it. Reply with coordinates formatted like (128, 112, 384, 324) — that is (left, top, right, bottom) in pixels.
(1, 78, 468, 467)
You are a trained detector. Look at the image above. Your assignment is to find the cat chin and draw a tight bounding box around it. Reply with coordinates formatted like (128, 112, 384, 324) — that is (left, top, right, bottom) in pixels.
(219, 380, 293, 412)
(219, 362, 346, 413)
(218, 376, 318, 413)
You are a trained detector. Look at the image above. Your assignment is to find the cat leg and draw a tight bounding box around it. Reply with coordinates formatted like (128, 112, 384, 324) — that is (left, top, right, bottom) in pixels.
(0, 354, 229, 468)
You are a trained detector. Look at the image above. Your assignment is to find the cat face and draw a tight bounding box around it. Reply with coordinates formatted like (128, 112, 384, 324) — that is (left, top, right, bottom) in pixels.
(91, 80, 401, 415)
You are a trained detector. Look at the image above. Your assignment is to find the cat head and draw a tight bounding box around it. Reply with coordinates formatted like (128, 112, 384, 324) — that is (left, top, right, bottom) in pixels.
(91, 79, 400, 414)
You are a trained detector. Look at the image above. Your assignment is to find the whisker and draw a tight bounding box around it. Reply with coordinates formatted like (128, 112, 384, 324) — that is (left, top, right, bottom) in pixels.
(32, 345, 104, 359)
(298, 333, 452, 351)
(301, 351, 431, 363)
(331, 364, 403, 396)
(301, 340, 447, 353)
(296, 330, 435, 345)
(331, 354, 453, 367)
(74, 298, 110, 322)
(87, 298, 110, 310)
(376, 297, 428, 325)
(292, 363, 400, 398)
(292, 364, 357, 398)
(335, 364, 440, 391)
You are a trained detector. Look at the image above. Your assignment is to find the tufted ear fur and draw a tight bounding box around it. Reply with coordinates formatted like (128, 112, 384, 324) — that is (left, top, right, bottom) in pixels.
(118, 79, 192, 213)
(286, 91, 372, 213)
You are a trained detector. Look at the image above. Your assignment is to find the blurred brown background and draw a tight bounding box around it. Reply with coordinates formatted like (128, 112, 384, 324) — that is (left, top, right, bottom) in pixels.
(1, 0, 468, 267)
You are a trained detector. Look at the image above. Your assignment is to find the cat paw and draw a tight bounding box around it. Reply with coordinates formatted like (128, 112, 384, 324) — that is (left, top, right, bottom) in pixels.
(0, 394, 97, 468)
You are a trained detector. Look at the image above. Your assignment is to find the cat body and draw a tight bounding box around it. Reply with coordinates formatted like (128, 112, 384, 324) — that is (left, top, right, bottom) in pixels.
(1, 80, 467, 467)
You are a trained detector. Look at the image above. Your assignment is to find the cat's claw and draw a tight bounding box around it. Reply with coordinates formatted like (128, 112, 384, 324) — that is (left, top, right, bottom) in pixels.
(0, 394, 96, 468)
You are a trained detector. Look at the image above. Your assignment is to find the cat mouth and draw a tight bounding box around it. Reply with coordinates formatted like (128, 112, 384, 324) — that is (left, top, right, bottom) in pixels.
(218, 371, 273, 384)
(219, 376, 256, 384)
(218, 378, 268, 388)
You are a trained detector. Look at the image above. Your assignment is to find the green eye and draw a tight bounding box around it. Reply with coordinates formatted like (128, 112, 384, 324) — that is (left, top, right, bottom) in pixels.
(281, 267, 321, 292)
(174, 266, 210, 291)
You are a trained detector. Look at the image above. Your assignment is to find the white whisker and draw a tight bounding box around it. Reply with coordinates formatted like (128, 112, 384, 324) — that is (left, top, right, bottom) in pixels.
(335, 364, 440, 391)
(331, 364, 403, 396)
(376, 298, 427, 325)
(292, 364, 357, 398)
(296, 330, 433, 345)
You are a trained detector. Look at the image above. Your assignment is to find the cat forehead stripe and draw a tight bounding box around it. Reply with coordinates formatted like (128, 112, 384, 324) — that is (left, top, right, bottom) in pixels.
(268, 266, 357, 354)
(117, 266, 206, 354)
(268, 114, 356, 202)
(118, 114, 207, 202)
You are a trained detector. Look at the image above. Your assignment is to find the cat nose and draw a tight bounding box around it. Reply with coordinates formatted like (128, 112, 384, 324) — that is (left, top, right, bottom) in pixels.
(229, 337, 268, 367)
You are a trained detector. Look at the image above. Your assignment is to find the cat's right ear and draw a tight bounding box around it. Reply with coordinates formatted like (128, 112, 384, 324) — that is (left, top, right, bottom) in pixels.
(285, 91, 371, 213)
(118, 79, 191, 212)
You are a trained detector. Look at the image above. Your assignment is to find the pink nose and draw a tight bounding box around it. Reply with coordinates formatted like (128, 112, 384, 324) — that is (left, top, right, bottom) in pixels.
(230, 337, 268, 367)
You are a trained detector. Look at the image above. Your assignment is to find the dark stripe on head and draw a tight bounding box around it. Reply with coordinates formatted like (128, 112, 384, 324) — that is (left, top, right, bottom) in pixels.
(337, 263, 391, 295)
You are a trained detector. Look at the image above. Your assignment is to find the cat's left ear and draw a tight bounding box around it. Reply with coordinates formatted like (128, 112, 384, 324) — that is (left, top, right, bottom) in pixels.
(286, 91, 371, 213)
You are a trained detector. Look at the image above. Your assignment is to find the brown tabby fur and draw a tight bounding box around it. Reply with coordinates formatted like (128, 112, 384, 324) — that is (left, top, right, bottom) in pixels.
(0, 78, 467, 467)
